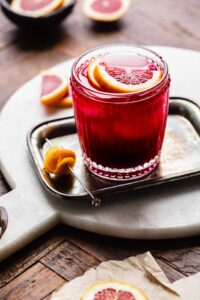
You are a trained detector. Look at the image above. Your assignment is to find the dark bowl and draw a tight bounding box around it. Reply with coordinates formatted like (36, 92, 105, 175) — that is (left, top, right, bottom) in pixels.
(0, 0, 76, 30)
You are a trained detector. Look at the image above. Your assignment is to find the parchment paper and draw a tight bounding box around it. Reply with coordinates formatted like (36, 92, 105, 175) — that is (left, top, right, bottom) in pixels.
(51, 252, 180, 299)
(173, 273, 200, 300)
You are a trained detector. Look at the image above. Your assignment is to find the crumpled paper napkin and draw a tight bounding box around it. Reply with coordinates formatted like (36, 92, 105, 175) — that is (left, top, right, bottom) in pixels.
(51, 252, 183, 299)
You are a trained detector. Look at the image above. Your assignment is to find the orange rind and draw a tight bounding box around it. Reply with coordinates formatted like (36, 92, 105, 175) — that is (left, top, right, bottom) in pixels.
(47, 96, 73, 108)
(81, 280, 148, 300)
(87, 58, 101, 89)
(44, 146, 76, 175)
(83, 0, 131, 22)
(40, 71, 69, 106)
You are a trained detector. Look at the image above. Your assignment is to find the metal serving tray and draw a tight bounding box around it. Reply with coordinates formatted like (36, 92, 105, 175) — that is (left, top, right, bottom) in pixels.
(27, 97, 200, 201)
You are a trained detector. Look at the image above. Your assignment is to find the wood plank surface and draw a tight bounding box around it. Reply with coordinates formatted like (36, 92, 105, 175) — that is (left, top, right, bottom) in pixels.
(1, 0, 200, 299)
(0, 263, 65, 300)
(0, 226, 67, 288)
(40, 240, 99, 281)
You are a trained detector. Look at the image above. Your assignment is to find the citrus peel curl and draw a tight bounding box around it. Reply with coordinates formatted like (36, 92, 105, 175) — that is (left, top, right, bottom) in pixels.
(44, 146, 76, 175)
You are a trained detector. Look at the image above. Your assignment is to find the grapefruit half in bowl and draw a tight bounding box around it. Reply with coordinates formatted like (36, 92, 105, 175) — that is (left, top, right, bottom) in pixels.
(1, 0, 76, 29)
(83, 0, 131, 22)
(11, 0, 67, 17)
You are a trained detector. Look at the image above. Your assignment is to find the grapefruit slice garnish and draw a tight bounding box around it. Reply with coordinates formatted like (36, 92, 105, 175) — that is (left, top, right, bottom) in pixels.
(40, 71, 69, 106)
(81, 281, 148, 300)
(11, 0, 63, 17)
(83, 0, 131, 22)
(93, 62, 162, 93)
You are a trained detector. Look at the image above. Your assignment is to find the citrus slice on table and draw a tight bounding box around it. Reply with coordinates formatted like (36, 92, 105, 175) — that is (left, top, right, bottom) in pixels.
(50, 85, 73, 108)
(81, 281, 148, 300)
(83, 0, 131, 22)
(93, 61, 163, 93)
(40, 72, 69, 106)
(47, 96, 73, 108)
(11, 0, 63, 16)
(44, 146, 76, 175)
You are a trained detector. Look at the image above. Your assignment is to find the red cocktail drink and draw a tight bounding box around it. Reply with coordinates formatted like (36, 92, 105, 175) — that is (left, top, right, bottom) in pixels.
(71, 45, 170, 180)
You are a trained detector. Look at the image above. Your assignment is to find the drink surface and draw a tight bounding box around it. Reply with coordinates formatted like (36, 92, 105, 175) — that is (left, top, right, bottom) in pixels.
(71, 46, 170, 180)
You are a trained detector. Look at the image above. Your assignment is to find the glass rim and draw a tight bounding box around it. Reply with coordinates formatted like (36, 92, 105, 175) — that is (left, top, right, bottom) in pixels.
(71, 44, 169, 99)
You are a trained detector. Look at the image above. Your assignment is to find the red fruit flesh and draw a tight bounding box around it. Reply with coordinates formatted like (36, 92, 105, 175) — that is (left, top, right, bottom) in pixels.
(91, 0, 122, 14)
(20, 0, 56, 11)
(105, 65, 154, 85)
(94, 288, 136, 300)
(42, 75, 62, 96)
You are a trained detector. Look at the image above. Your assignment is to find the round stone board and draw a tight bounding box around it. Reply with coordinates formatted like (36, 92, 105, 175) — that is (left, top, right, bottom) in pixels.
(1, 46, 200, 262)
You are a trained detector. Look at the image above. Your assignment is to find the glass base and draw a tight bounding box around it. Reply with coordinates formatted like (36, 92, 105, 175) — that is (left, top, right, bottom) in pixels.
(83, 153, 160, 181)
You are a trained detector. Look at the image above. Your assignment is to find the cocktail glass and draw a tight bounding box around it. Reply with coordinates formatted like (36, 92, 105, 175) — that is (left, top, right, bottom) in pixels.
(71, 45, 170, 180)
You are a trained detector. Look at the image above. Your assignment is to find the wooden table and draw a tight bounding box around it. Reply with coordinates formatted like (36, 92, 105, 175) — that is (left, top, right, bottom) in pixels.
(1, 0, 200, 299)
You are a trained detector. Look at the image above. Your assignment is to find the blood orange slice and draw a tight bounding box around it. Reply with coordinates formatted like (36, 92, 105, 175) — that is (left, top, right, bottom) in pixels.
(83, 0, 131, 22)
(93, 61, 162, 93)
(11, 0, 64, 17)
(40, 71, 69, 106)
(88, 58, 101, 89)
(47, 96, 73, 108)
(81, 281, 148, 300)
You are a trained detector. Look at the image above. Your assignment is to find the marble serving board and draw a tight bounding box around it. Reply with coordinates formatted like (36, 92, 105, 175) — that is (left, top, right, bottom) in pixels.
(1, 46, 200, 262)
